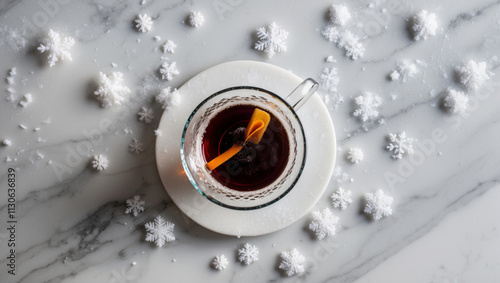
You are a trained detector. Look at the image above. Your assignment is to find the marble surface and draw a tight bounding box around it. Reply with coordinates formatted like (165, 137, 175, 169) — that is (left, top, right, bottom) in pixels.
(1, 0, 500, 282)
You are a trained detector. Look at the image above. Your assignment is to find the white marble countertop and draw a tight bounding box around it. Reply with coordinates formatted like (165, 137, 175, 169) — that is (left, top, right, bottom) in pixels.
(1, 0, 500, 282)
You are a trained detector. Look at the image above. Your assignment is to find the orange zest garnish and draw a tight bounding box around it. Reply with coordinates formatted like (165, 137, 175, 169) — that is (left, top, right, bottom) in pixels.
(205, 108, 271, 171)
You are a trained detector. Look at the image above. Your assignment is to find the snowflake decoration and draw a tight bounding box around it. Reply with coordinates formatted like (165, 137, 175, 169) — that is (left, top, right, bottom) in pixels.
(386, 132, 414, 159)
(144, 215, 175, 247)
(254, 22, 289, 58)
(337, 30, 365, 60)
(125, 195, 145, 217)
(390, 59, 419, 82)
(159, 61, 180, 81)
(352, 92, 382, 122)
(212, 254, 228, 271)
(346, 148, 364, 164)
(308, 208, 339, 240)
(279, 248, 305, 277)
(443, 89, 468, 114)
(155, 87, 181, 109)
(320, 67, 339, 93)
(322, 25, 340, 42)
(162, 40, 177, 53)
(329, 4, 351, 26)
(91, 154, 109, 171)
(135, 14, 153, 33)
(364, 189, 393, 220)
(331, 187, 353, 210)
(454, 60, 490, 91)
(94, 71, 131, 108)
(129, 138, 144, 154)
(238, 243, 259, 265)
(410, 10, 438, 41)
(137, 107, 154, 124)
(188, 11, 205, 27)
(37, 29, 75, 67)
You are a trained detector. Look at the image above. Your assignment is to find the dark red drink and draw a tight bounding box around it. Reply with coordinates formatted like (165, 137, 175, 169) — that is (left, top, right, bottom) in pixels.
(202, 105, 290, 191)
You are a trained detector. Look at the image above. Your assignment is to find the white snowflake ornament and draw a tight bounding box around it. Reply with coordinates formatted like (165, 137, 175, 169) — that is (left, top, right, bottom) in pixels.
(125, 195, 145, 217)
(162, 40, 177, 53)
(135, 14, 153, 33)
(159, 61, 180, 81)
(188, 11, 205, 27)
(331, 187, 353, 210)
(454, 60, 490, 91)
(238, 243, 259, 265)
(129, 138, 144, 154)
(37, 29, 75, 67)
(443, 89, 468, 114)
(212, 254, 228, 271)
(308, 208, 339, 240)
(320, 67, 339, 93)
(155, 87, 181, 109)
(94, 72, 131, 108)
(410, 10, 438, 41)
(364, 189, 393, 220)
(386, 132, 414, 159)
(279, 248, 305, 277)
(137, 107, 154, 124)
(144, 215, 175, 247)
(352, 92, 382, 122)
(91, 154, 109, 171)
(346, 148, 364, 164)
(254, 22, 289, 58)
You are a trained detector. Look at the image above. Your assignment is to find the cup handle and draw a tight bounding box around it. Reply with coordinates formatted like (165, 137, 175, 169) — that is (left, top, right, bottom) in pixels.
(285, 78, 319, 110)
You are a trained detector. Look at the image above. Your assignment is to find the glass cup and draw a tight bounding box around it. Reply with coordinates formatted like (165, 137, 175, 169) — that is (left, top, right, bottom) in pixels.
(181, 79, 318, 210)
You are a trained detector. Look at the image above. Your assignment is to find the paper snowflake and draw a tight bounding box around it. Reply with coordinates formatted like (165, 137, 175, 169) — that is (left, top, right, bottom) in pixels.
(329, 4, 351, 26)
(162, 40, 177, 53)
(386, 132, 414, 159)
(137, 107, 154, 124)
(364, 189, 393, 220)
(331, 187, 353, 210)
(144, 215, 175, 247)
(308, 208, 339, 240)
(91, 154, 109, 171)
(346, 148, 364, 164)
(155, 87, 181, 109)
(212, 255, 228, 271)
(352, 92, 382, 122)
(279, 248, 305, 277)
(129, 138, 144, 154)
(135, 14, 153, 33)
(94, 71, 131, 108)
(454, 60, 490, 91)
(410, 10, 438, 41)
(37, 29, 75, 67)
(188, 11, 205, 27)
(254, 22, 289, 58)
(238, 243, 259, 265)
(159, 61, 180, 81)
(125, 195, 145, 217)
(443, 89, 468, 114)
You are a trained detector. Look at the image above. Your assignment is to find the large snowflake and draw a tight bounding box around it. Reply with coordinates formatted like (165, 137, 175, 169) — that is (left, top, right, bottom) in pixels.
(94, 72, 131, 108)
(352, 92, 382, 122)
(159, 61, 180, 81)
(279, 248, 305, 277)
(308, 208, 339, 240)
(254, 22, 289, 58)
(331, 187, 353, 210)
(125, 195, 145, 217)
(386, 131, 414, 159)
(238, 243, 259, 265)
(364, 189, 393, 220)
(144, 215, 175, 247)
(37, 29, 75, 67)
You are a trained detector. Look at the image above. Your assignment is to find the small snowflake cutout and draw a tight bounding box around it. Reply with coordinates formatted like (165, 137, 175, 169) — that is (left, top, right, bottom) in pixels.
(254, 22, 289, 58)
(346, 148, 364, 164)
(129, 138, 144, 154)
(279, 248, 305, 277)
(125, 195, 145, 217)
(144, 215, 175, 247)
(159, 61, 180, 81)
(162, 40, 177, 53)
(137, 107, 154, 124)
(37, 29, 75, 67)
(135, 14, 153, 33)
(155, 87, 181, 109)
(443, 89, 468, 114)
(352, 92, 382, 122)
(94, 71, 131, 108)
(386, 132, 414, 159)
(238, 243, 259, 265)
(308, 208, 339, 240)
(331, 187, 353, 210)
(212, 255, 228, 271)
(364, 189, 393, 220)
(91, 154, 109, 171)
(188, 11, 205, 27)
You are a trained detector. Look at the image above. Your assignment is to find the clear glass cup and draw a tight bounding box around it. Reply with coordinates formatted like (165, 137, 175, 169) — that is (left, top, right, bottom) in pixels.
(181, 79, 318, 210)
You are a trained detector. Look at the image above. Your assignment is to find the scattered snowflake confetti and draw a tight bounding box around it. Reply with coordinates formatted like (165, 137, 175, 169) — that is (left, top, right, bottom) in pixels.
(212, 254, 228, 271)
(238, 243, 259, 265)
(364, 189, 393, 220)
(322, 27, 364, 60)
(254, 22, 289, 58)
(389, 59, 419, 82)
(331, 187, 353, 210)
(352, 92, 382, 122)
(454, 60, 490, 91)
(129, 138, 144, 154)
(19, 93, 32, 107)
(37, 29, 75, 67)
(329, 4, 351, 26)
(188, 11, 205, 27)
(137, 107, 154, 124)
(308, 208, 339, 240)
(154, 129, 163, 136)
(2, 139, 12, 146)
(155, 87, 181, 109)
(410, 10, 438, 41)
(144, 215, 175, 247)
(279, 248, 305, 277)
(91, 154, 109, 171)
(125, 195, 145, 217)
(162, 40, 177, 53)
(94, 71, 131, 108)
(386, 132, 414, 159)
(135, 14, 153, 33)
(346, 148, 364, 164)
(443, 88, 468, 114)
(159, 61, 180, 81)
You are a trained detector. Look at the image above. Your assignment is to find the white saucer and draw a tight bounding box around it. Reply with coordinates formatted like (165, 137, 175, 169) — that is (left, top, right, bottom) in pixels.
(156, 61, 336, 236)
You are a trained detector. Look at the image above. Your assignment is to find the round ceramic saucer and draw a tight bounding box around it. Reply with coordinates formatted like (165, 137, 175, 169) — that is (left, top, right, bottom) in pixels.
(156, 60, 336, 236)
